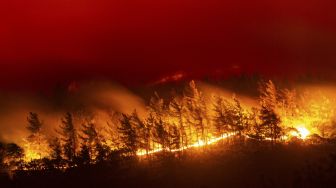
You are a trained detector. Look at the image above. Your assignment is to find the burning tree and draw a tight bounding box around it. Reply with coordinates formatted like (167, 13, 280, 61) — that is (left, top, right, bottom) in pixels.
(152, 118, 169, 151)
(25, 112, 50, 161)
(79, 122, 102, 164)
(49, 138, 62, 165)
(169, 96, 188, 148)
(259, 105, 282, 142)
(130, 110, 151, 156)
(258, 81, 282, 142)
(184, 81, 210, 144)
(169, 125, 181, 150)
(231, 97, 247, 137)
(213, 95, 248, 143)
(1, 143, 24, 171)
(118, 114, 138, 156)
(212, 96, 236, 140)
(58, 113, 78, 164)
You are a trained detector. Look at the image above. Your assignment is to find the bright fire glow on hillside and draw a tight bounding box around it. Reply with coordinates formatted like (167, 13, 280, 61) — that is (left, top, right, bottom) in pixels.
(297, 126, 310, 139)
(137, 132, 237, 156)
(136, 128, 314, 156)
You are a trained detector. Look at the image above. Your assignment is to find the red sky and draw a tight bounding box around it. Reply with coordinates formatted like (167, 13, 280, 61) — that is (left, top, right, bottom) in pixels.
(1, 0, 336, 90)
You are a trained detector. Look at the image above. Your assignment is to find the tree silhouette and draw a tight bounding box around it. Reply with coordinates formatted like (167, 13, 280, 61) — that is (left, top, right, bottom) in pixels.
(213, 95, 245, 142)
(246, 107, 263, 141)
(27, 112, 42, 134)
(49, 138, 62, 163)
(152, 118, 169, 150)
(81, 123, 97, 160)
(26, 112, 44, 159)
(131, 110, 151, 156)
(4, 143, 24, 170)
(59, 113, 78, 164)
(118, 114, 138, 156)
(231, 97, 247, 137)
(169, 96, 188, 148)
(80, 122, 107, 163)
(184, 81, 209, 144)
(78, 144, 90, 165)
(258, 80, 282, 143)
(259, 105, 282, 143)
(259, 80, 278, 109)
(213, 96, 235, 138)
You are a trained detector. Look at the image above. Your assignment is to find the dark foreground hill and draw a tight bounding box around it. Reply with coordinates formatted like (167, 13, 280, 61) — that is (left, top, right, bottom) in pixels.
(1, 141, 336, 188)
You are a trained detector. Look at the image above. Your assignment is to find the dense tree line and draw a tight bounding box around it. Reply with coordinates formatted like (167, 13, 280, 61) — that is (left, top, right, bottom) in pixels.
(0, 80, 334, 172)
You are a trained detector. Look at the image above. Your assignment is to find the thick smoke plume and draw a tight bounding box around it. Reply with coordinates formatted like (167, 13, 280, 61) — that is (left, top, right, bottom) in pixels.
(0, 81, 146, 144)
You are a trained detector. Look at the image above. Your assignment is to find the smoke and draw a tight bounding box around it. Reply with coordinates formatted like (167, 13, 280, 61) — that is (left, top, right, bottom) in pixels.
(0, 81, 146, 144)
(297, 84, 336, 101)
(71, 81, 147, 116)
(197, 81, 258, 109)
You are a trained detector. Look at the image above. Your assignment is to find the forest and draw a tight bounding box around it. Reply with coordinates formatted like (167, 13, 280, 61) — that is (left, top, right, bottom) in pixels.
(1, 80, 336, 187)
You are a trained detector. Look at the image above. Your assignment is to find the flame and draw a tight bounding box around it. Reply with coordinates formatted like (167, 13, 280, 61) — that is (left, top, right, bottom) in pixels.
(22, 138, 50, 162)
(137, 127, 313, 156)
(137, 132, 237, 156)
(24, 150, 42, 162)
(288, 124, 311, 140)
(296, 126, 310, 139)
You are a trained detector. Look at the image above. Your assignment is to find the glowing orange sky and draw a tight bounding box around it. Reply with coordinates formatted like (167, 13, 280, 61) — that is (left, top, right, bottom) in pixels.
(1, 0, 336, 90)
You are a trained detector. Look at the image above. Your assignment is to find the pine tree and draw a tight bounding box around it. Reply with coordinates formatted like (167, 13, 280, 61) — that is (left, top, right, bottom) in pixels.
(169, 96, 188, 148)
(148, 92, 171, 152)
(213, 95, 228, 137)
(49, 138, 62, 161)
(169, 125, 181, 150)
(27, 112, 42, 134)
(232, 97, 247, 136)
(148, 92, 165, 117)
(118, 114, 138, 156)
(105, 112, 123, 150)
(259, 105, 282, 143)
(213, 96, 239, 139)
(78, 144, 90, 165)
(184, 81, 209, 144)
(80, 122, 97, 163)
(131, 110, 151, 155)
(258, 80, 282, 143)
(59, 113, 78, 163)
(4, 143, 24, 170)
(80, 122, 107, 163)
(259, 80, 278, 109)
(145, 112, 157, 152)
(246, 107, 263, 140)
(26, 112, 44, 159)
(153, 118, 169, 150)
